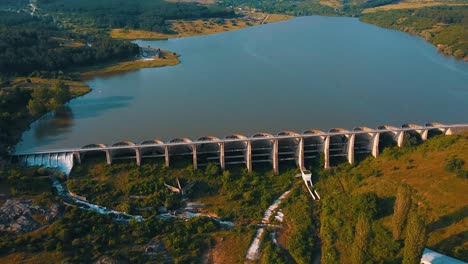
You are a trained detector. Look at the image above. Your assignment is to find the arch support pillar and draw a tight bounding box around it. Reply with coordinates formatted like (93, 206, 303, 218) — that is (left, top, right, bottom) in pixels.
(164, 146, 170, 168)
(73, 151, 81, 165)
(421, 129, 428, 141)
(347, 134, 355, 165)
(397, 131, 405, 148)
(324, 136, 330, 169)
(135, 148, 141, 167)
(192, 144, 198, 170)
(445, 128, 453, 135)
(246, 141, 252, 173)
(219, 142, 225, 170)
(105, 150, 112, 165)
(372, 133, 380, 158)
(272, 139, 279, 175)
(297, 137, 304, 170)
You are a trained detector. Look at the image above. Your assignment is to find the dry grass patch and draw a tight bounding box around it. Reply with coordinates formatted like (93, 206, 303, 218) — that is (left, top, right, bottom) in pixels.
(363, 0, 468, 13)
(111, 29, 173, 40)
(205, 230, 254, 264)
(0, 252, 64, 264)
(111, 15, 293, 40)
(352, 135, 468, 250)
(81, 50, 180, 78)
(11, 77, 91, 96)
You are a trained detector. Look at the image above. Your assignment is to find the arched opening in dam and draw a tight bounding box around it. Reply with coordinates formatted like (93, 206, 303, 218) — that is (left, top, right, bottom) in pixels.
(377, 126, 398, 153)
(111, 141, 138, 165)
(168, 138, 194, 168)
(224, 134, 248, 169)
(402, 124, 423, 147)
(303, 130, 325, 168)
(277, 131, 300, 172)
(353, 127, 374, 162)
(80, 144, 110, 164)
(425, 123, 446, 139)
(140, 140, 165, 165)
(329, 129, 349, 166)
(196, 136, 220, 167)
(251, 133, 274, 171)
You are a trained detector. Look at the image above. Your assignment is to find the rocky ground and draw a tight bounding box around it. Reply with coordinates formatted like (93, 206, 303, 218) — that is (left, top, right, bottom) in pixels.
(0, 199, 60, 233)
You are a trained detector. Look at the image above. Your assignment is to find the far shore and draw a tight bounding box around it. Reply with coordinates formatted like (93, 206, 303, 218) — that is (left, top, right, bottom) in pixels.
(110, 14, 293, 40)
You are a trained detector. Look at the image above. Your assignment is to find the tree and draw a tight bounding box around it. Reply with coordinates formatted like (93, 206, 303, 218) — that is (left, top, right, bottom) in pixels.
(51, 80, 71, 105)
(27, 87, 49, 116)
(403, 212, 427, 264)
(351, 214, 371, 264)
(392, 184, 412, 240)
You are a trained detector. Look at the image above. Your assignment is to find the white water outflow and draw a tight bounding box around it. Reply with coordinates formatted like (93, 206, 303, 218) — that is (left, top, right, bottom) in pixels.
(19, 152, 74, 175)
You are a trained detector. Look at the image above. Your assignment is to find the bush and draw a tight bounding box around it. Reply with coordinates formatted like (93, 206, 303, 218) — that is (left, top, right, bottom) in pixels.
(445, 156, 467, 178)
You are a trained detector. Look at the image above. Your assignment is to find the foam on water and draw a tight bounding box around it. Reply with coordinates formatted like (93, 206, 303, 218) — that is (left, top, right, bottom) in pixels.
(19, 152, 74, 175)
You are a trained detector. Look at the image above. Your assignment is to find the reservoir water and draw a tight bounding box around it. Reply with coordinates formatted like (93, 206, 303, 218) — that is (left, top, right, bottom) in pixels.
(16, 16, 468, 152)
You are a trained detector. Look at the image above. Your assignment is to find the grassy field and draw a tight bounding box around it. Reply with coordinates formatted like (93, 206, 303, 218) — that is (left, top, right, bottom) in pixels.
(316, 133, 468, 262)
(205, 230, 255, 264)
(11, 78, 91, 97)
(111, 14, 293, 40)
(363, 0, 468, 13)
(80, 50, 180, 79)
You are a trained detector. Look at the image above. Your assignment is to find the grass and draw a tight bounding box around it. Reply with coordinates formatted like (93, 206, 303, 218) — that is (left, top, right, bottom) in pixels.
(363, 0, 468, 13)
(0, 252, 64, 264)
(205, 230, 255, 264)
(316, 134, 468, 261)
(111, 14, 293, 40)
(80, 50, 180, 79)
(10, 77, 91, 97)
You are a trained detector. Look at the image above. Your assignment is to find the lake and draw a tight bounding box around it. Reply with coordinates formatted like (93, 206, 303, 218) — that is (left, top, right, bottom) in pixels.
(16, 16, 468, 152)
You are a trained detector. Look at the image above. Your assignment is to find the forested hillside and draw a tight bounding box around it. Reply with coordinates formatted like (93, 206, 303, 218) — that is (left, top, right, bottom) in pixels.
(39, 0, 235, 33)
(361, 6, 468, 59)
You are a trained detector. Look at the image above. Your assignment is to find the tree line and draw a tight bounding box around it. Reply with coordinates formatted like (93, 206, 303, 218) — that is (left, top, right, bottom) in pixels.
(0, 12, 140, 76)
(39, 0, 235, 33)
(361, 6, 468, 59)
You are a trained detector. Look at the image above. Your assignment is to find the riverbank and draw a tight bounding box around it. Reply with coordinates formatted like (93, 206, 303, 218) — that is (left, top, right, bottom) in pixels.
(80, 50, 180, 79)
(110, 14, 293, 40)
(360, 5, 468, 61)
(0, 78, 91, 156)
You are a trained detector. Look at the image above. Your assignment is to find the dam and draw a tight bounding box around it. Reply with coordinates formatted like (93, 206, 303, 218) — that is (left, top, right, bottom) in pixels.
(12, 123, 468, 175)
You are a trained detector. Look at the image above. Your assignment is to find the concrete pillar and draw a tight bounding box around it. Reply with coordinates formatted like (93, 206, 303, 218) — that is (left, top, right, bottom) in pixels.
(192, 144, 197, 170)
(164, 145, 170, 167)
(347, 134, 355, 164)
(246, 140, 252, 173)
(219, 142, 225, 170)
(372, 133, 380, 158)
(105, 150, 112, 165)
(135, 148, 141, 167)
(421, 129, 428, 141)
(272, 139, 279, 175)
(297, 137, 304, 170)
(74, 151, 82, 165)
(397, 131, 405, 148)
(445, 127, 453, 135)
(324, 136, 330, 169)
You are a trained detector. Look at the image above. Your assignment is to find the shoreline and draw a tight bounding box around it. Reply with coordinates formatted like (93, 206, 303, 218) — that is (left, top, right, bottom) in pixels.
(80, 50, 181, 79)
(110, 14, 294, 41)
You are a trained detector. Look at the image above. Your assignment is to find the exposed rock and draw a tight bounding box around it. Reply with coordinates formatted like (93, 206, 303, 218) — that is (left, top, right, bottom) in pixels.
(145, 237, 173, 264)
(0, 199, 60, 233)
(94, 256, 127, 264)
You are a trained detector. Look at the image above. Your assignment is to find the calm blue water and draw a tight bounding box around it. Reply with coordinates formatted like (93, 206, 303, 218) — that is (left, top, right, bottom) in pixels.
(16, 16, 468, 152)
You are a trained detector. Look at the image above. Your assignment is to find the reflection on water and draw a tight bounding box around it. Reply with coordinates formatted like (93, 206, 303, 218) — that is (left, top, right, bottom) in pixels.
(71, 96, 134, 120)
(33, 106, 74, 139)
(16, 16, 468, 152)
